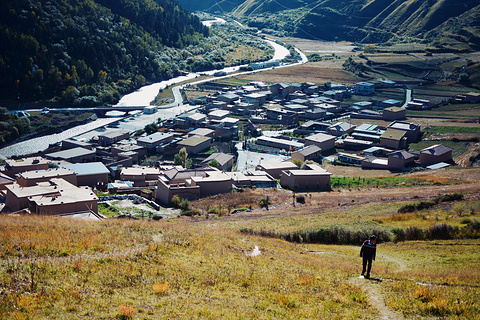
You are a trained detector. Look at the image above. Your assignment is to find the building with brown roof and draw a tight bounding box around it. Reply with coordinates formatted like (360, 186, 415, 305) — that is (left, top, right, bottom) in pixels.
(201, 153, 235, 171)
(120, 167, 164, 187)
(45, 147, 96, 163)
(156, 167, 232, 204)
(291, 145, 322, 162)
(304, 132, 336, 152)
(383, 107, 406, 121)
(327, 122, 356, 137)
(5, 178, 98, 215)
(280, 164, 332, 191)
(379, 128, 407, 150)
(0, 172, 15, 191)
(2, 157, 50, 178)
(17, 168, 77, 187)
(419, 144, 453, 166)
(137, 132, 174, 150)
(387, 121, 422, 142)
(98, 130, 130, 146)
(60, 162, 109, 188)
(177, 135, 212, 154)
(388, 150, 417, 170)
(256, 161, 298, 179)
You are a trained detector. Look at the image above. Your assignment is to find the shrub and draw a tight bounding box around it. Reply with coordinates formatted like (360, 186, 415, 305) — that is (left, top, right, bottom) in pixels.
(171, 195, 181, 208)
(296, 195, 305, 204)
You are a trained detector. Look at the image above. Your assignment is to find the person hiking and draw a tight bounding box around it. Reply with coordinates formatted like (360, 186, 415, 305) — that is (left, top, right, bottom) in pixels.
(360, 235, 377, 279)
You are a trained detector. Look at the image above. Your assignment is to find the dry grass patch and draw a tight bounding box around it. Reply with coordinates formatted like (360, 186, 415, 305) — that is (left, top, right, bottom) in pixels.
(0, 215, 380, 319)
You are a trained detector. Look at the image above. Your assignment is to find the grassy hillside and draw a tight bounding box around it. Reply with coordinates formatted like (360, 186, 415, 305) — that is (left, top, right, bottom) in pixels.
(188, 0, 480, 50)
(1, 183, 480, 319)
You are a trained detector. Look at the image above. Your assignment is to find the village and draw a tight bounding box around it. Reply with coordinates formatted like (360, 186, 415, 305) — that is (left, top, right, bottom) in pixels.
(1, 78, 478, 219)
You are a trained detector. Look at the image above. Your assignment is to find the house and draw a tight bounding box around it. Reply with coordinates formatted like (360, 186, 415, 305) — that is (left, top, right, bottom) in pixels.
(214, 120, 239, 139)
(208, 109, 230, 120)
(17, 168, 77, 187)
(355, 82, 375, 95)
(256, 161, 298, 179)
(280, 164, 332, 191)
(304, 86, 319, 94)
(45, 147, 96, 163)
(0, 172, 15, 191)
(144, 106, 158, 114)
(111, 144, 147, 161)
(60, 162, 109, 188)
(175, 112, 207, 127)
(61, 138, 94, 150)
(291, 145, 322, 162)
(98, 130, 130, 146)
(177, 135, 212, 154)
(256, 136, 304, 151)
(188, 128, 215, 138)
(217, 93, 240, 104)
(120, 167, 163, 187)
(388, 150, 416, 170)
(2, 157, 50, 178)
(353, 101, 373, 109)
(379, 80, 396, 88)
(226, 171, 277, 188)
(352, 124, 385, 142)
(266, 108, 299, 126)
(419, 144, 453, 166)
(295, 121, 331, 134)
(5, 178, 98, 215)
(243, 92, 267, 106)
(387, 121, 422, 143)
(379, 128, 407, 150)
(270, 83, 290, 97)
(201, 153, 235, 171)
(304, 108, 327, 120)
(341, 137, 374, 150)
(137, 132, 174, 150)
(305, 132, 336, 152)
(465, 92, 480, 103)
(327, 122, 356, 137)
(338, 152, 365, 165)
(156, 167, 232, 204)
(380, 99, 402, 109)
(383, 107, 406, 121)
(361, 156, 389, 169)
(407, 102, 424, 110)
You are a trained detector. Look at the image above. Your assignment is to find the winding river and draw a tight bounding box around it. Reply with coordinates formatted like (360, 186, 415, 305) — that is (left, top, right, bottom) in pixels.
(0, 20, 305, 158)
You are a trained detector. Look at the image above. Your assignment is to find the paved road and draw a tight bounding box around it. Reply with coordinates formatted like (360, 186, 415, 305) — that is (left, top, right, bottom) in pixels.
(402, 89, 412, 108)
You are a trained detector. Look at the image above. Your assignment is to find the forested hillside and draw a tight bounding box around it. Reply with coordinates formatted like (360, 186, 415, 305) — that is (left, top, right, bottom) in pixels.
(0, 0, 209, 106)
(179, 0, 480, 50)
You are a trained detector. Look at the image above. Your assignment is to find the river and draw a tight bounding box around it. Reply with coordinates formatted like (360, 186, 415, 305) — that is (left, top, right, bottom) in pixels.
(0, 118, 118, 159)
(0, 19, 303, 158)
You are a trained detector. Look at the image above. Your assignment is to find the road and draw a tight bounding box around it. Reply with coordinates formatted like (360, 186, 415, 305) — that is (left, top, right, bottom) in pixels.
(402, 89, 412, 108)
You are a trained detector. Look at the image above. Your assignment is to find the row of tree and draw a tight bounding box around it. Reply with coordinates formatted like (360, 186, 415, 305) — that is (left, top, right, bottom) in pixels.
(0, 0, 209, 105)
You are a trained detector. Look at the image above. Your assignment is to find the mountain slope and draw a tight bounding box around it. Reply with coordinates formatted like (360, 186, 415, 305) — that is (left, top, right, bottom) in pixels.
(179, 0, 480, 49)
(0, 0, 208, 104)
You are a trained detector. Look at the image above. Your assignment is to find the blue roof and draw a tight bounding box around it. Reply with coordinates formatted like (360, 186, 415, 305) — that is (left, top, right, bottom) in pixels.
(383, 99, 401, 104)
(61, 162, 109, 176)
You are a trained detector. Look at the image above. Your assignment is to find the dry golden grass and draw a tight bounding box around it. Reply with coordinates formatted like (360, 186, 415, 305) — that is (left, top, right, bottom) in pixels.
(2, 175, 480, 319)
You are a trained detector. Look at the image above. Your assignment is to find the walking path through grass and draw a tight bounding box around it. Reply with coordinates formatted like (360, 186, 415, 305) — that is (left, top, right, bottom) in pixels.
(349, 276, 405, 320)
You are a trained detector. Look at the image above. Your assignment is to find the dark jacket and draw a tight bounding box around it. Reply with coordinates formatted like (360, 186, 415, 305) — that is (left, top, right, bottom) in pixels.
(360, 240, 376, 260)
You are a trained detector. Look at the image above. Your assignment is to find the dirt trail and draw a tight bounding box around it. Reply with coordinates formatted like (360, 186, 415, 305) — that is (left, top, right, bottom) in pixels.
(308, 247, 406, 319)
(349, 276, 404, 320)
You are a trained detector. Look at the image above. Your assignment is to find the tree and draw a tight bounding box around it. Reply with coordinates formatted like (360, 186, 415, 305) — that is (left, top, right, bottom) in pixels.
(98, 70, 107, 83)
(292, 159, 303, 168)
(208, 159, 219, 168)
(144, 122, 158, 134)
(174, 147, 191, 169)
